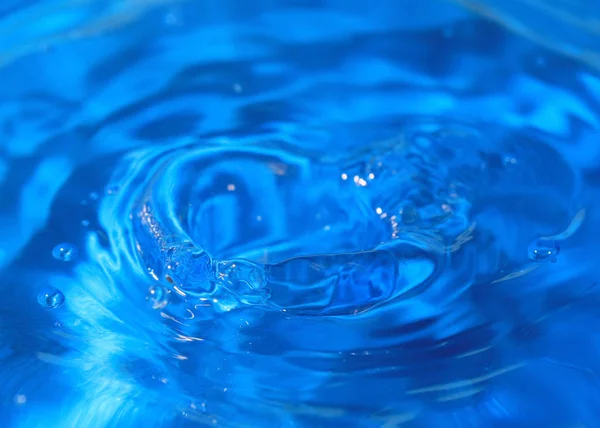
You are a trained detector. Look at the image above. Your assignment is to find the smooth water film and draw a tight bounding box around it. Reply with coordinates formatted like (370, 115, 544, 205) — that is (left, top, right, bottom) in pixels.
(1, 0, 600, 427)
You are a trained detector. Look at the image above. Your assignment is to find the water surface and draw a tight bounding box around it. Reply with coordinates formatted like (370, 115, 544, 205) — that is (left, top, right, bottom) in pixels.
(1, 0, 600, 427)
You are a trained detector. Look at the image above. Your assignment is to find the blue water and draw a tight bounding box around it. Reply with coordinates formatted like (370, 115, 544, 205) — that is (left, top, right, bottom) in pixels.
(1, 0, 600, 426)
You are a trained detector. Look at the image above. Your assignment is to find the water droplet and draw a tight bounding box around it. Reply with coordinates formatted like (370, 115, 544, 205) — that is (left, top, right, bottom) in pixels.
(216, 260, 266, 290)
(38, 287, 65, 309)
(528, 239, 559, 262)
(147, 285, 168, 309)
(164, 242, 212, 289)
(52, 243, 78, 261)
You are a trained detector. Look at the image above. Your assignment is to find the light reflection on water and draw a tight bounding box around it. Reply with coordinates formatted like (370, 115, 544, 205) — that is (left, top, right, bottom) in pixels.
(1, 0, 600, 427)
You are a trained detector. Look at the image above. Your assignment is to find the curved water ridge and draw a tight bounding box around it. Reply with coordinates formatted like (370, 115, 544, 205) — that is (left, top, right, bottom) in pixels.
(106, 132, 463, 316)
(102, 121, 514, 318)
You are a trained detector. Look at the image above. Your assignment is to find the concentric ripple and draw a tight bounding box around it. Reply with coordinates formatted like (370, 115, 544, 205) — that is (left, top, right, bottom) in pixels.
(103, 122, 493, 316)
(87, 117, 596, 424)
(2, 1, 600, 426)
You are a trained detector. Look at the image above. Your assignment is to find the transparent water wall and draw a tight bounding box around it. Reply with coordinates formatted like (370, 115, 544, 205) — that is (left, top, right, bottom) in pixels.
(1, 0, 600, 426)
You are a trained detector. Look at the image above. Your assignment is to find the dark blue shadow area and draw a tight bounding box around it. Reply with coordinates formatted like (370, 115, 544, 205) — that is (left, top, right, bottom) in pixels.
(1, 0, 600, 427)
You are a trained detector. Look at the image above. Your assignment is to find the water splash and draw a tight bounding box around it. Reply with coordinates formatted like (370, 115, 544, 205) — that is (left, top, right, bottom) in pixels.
(1, 0, 600, 427)
(83, 117, 594, 425)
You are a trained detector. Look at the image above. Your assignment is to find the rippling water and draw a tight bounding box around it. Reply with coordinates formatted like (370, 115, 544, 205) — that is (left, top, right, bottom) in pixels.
(2, 0, 600, 427)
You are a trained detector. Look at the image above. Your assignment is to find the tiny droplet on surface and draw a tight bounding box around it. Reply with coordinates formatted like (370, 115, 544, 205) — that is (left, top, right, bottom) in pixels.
(528, 239, 560, 262)
(38, 287, 65, 309)
(52, 243, 78, 262)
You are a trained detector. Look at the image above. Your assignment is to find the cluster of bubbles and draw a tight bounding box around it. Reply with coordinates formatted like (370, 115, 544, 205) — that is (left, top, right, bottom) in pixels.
(32, 118, 589, 426)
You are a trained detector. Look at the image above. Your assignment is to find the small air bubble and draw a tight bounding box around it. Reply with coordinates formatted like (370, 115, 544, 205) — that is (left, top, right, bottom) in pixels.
(89, 192, 99, 201)
(52, 243, 78, 262)
(528, 239, 559, 262)
(38, 287, 65, 309)
(81, 220, 90, 227)
(147, 285, 168, 309)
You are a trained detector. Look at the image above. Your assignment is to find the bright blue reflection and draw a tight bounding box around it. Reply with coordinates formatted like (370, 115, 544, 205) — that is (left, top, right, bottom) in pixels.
(1, 0, 600, 427)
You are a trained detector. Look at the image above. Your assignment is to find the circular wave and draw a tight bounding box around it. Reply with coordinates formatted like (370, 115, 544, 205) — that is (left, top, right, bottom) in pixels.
(1, 1, 600, 425)
(89, 117, 592, 423)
